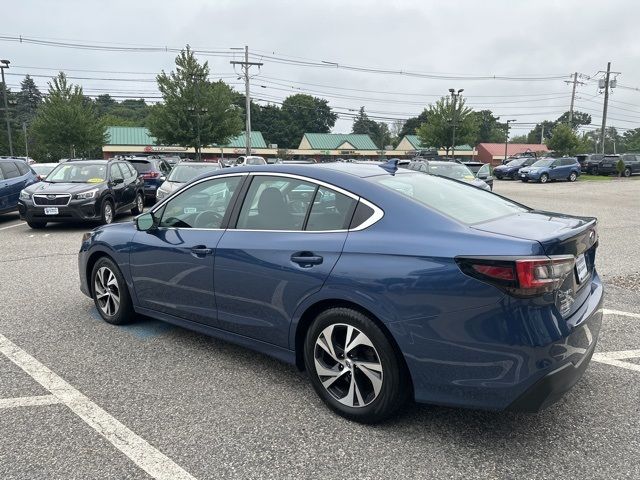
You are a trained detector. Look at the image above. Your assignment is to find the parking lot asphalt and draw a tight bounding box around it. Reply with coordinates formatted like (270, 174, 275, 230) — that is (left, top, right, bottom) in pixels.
(1, 178, 639, 479)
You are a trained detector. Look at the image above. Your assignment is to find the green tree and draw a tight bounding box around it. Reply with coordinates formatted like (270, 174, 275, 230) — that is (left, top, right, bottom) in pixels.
(148, 46, 242, 156)
(556, 110, 591, 129)
(471, 110, 504, 144)
(31, 72, 105, 159)
(398, 109, 429, 139)
(416, 96, 478, 155)
(509, 134, 528, 144)
(547, 123, 580, 156)
(15, 75, 42, 126)
(351, 107, 390, 148)
(584, 127, 621, 154)
(280, 94, 337, 148)
(526, 120, 555, 144)
(622, 128, 640, 152)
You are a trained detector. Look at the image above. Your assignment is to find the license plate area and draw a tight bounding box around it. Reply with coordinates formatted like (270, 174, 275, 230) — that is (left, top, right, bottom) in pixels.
(575, 253, 588, 283)
(44, 207, 59, 215)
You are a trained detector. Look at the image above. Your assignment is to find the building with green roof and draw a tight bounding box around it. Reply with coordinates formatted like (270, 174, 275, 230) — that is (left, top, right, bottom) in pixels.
(103, 126, 269, 158)
(395, 135, 475, 157)
(298, 133, 379, 152)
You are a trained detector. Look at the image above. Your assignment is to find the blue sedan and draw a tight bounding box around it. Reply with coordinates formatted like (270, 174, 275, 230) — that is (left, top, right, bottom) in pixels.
(78, 163, 603, 423)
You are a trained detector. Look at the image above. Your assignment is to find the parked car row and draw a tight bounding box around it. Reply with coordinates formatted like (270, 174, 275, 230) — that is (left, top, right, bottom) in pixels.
(494, 157, 581, 184)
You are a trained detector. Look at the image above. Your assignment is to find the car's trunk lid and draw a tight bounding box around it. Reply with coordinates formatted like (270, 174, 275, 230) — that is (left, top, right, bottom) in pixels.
(472, 211, 598, 318)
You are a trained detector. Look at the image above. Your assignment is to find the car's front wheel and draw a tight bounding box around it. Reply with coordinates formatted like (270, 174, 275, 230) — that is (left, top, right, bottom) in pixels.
(539, 173, 549, 183)
(623, 167, 632, 177)
(131, 192, 144, 215)
(568, 172, 577, 182)
(91, 257, 135, 325)
(304, 308, 409, 423)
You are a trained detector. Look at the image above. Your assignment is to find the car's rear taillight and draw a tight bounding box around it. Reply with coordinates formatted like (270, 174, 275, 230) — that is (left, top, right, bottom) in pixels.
(457, 255, 576, 297)
(141, 172, 160, 179)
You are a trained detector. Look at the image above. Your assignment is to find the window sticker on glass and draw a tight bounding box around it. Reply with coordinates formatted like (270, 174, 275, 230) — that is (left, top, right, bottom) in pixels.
(183, 207, 197, 214)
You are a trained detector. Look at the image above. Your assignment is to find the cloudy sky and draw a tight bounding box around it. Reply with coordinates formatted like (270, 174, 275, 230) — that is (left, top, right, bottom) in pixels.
(4, 0, 640, 135)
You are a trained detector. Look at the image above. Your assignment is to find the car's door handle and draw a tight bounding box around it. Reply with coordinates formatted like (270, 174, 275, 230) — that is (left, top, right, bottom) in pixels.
(291, 252, 323, 267)
(191, 246, 213, 257)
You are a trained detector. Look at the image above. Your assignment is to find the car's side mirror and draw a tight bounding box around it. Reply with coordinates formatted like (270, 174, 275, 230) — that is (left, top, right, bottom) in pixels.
(136, 212, 156, 231)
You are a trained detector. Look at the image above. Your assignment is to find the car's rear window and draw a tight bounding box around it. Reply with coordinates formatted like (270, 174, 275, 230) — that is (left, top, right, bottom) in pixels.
(370, 172, 527, 224)
(129, 160, 153, 173)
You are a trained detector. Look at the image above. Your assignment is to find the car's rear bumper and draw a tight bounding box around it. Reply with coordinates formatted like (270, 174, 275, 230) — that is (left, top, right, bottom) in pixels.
(597, 165, 618, 174)
(398, 271, 604, 411)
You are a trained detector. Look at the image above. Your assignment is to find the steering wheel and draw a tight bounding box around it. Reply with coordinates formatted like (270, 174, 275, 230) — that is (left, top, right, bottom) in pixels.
(194, 210, 224, 228)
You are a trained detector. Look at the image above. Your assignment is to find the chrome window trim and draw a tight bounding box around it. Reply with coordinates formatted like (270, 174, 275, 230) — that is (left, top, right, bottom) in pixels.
(145, 170, 384, 233)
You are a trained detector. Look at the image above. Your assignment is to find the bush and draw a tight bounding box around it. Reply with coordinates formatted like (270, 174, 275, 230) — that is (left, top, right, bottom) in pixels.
(616, 158, 626, 177)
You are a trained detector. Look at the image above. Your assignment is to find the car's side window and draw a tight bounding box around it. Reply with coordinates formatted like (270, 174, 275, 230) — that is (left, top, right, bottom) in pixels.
(306, 186, 357, 231)
(111, 164, 124, 181)
(159, 176, 241, 229)
(15, 161, 30, 176)
(120, 163, 134, 179)
(236, 176, 316, 231)
(0, 162, 20, 179)
(477, 164, 491, 177)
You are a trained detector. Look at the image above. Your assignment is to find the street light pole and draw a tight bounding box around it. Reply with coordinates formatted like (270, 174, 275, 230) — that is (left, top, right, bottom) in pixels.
(504, 119, 516, 163)
(449, 88, 463, 159)
(1, 59, 13, 156)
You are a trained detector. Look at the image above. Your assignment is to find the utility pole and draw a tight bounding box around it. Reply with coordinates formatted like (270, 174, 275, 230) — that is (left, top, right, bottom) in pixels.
(448, 88, 463, 159)
(597, 62, 620, 154)
(564, 72, 586, 124)
(541, 124, 545, 144)
(504, 119, 516, 163)
(231, 46, 263, 156)
(22, 122, 28, 158)
(0, 59, 13, 156)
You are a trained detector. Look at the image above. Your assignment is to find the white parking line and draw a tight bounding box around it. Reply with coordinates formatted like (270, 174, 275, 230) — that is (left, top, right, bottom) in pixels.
(0, 394, 61, 409)
(603, 309, 640, 319)
(0, 222, 26, 231)
(0, 333, 197, 480)
(592, 349, 640, 373)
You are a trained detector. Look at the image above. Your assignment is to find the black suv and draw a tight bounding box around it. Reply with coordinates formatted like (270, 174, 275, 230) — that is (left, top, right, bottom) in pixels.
(576, 154, 604, 174)
(597, 154, 640, 177)
(127, 157, 172, 201)
(18, 159, 144, 229)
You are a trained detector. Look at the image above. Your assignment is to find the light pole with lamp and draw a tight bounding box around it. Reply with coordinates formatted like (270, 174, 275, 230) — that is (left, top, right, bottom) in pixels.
(504, 119, 516, 163)
(449, 88, 463, 159)
(1, 59, 13, 156)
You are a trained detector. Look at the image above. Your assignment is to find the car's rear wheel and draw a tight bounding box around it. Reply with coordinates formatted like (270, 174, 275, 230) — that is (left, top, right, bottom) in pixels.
(131, 192, 144, 215)
(100, 200, 114, 225)
(568, 172, 577, 182)
(591, 166, 598, 175)
(623, 167, 632, 177)
(91, 257, 134, 325)
(27, 221, 46, 229)
(304, 308, 409, 423)
(539, 173, 549, 183)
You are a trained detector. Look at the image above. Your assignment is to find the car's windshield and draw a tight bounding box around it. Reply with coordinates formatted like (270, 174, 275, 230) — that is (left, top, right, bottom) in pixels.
(46, 163, 107, 183)
(506, 158, 525, 167)
(32, 164, 56, 176)
(531, 159, 554, 168)
(425, 163, 475, 180)
(167, 163, 220, 183)
(371, 172, 527, 224)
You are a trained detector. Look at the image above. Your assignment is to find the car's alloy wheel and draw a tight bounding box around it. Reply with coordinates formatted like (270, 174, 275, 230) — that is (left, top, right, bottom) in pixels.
(624, 167, 631, 177)
(569, 172, 577, 182)
(91, 257, 134, 325)
(314, 323, 383, 408)
(540, 173, 549, 183)
(94, 266, 120, 317)
(304, 308, 409, 423)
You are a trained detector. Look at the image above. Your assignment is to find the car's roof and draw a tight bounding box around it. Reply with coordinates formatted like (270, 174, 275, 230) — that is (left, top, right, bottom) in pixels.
(175, 162, 220, 167)
(208, 162, 412, 180)
(65, 159, 110, 164)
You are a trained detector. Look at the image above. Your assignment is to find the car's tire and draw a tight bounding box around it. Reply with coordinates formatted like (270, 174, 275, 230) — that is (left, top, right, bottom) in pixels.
(100, 199, 114, 225)
(568, 172, 578, 182)
(539, 173, 549, 184)
(623, 167, 632, 178)
(521, 179, 528, 182)
(27, 221, 46, 229)
(131, 192, 144, 215)
(90, 257, 135, 325)
(304, 307, 410, 424)
(591, 166, 598, 175)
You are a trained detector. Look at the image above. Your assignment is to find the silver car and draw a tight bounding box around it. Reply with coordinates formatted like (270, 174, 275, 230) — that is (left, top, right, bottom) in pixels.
(155, 162, 222, 201)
